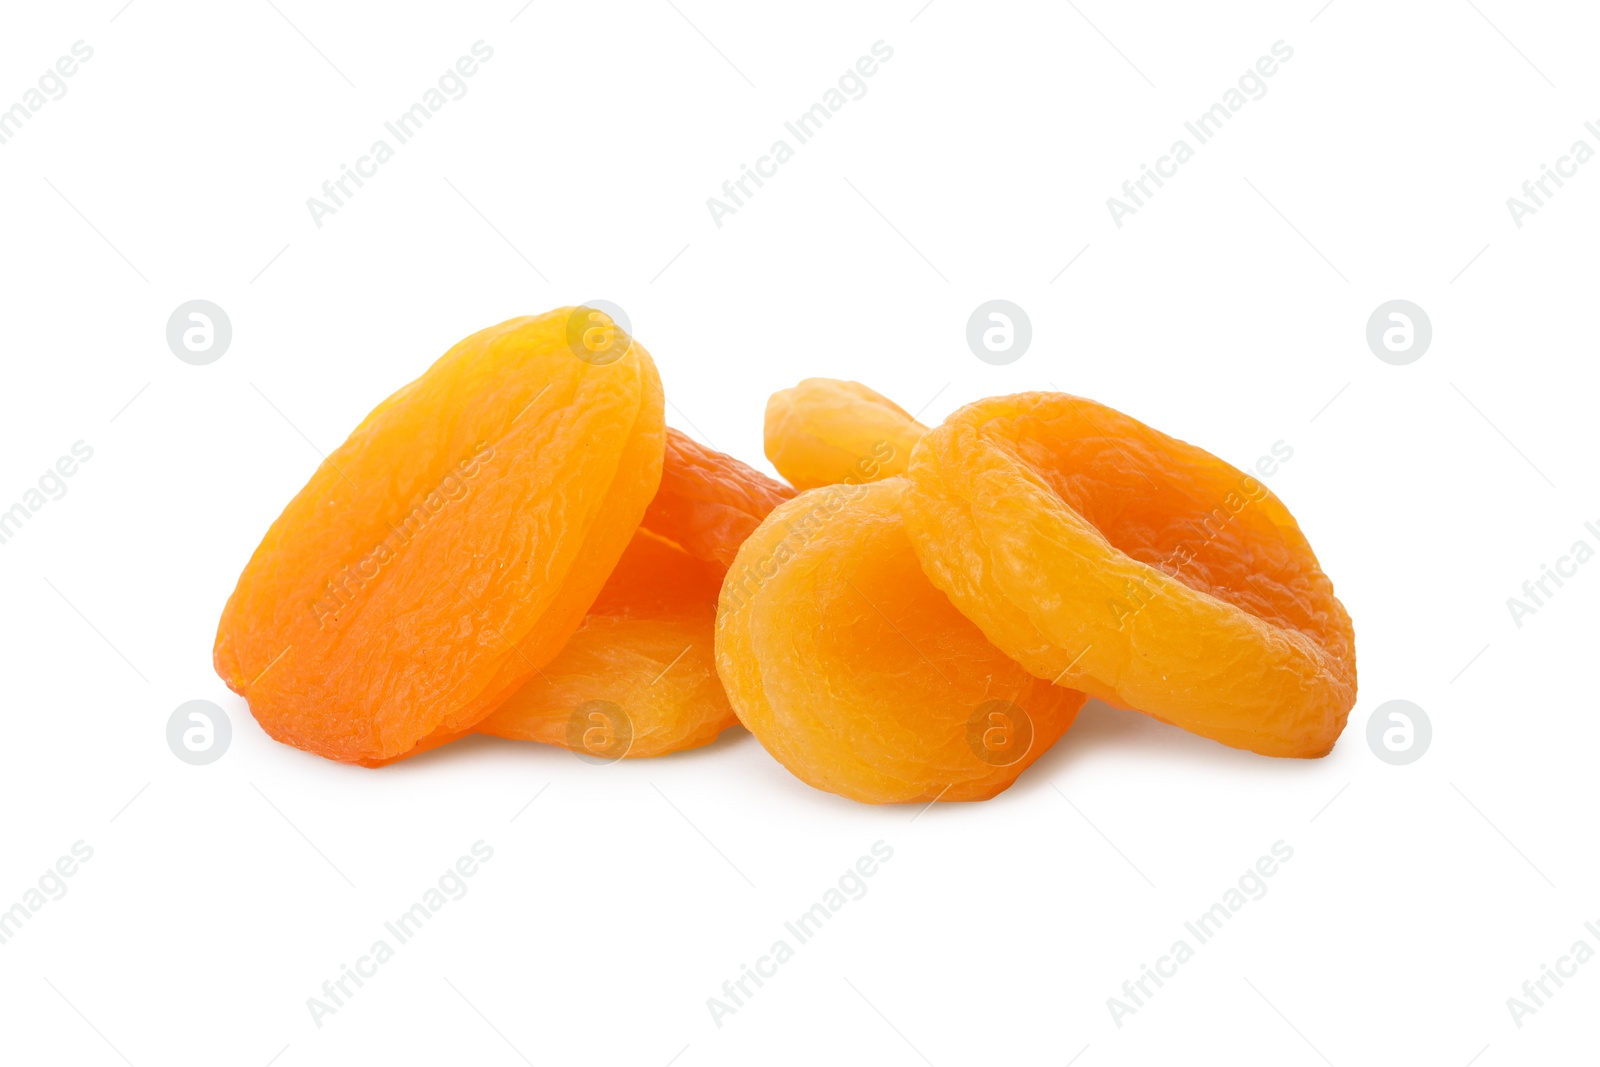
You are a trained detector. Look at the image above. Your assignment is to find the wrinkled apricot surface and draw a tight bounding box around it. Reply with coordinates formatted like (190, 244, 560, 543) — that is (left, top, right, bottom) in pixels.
(903, 393, 1356, 757)
(214, 309, 664, 764)
(479, 432, 790, 758)
(716, 477, 1085, 803)
(478, 528, 734, 758)
(643, 427, 795, 568)
(764, 378, 926, 491)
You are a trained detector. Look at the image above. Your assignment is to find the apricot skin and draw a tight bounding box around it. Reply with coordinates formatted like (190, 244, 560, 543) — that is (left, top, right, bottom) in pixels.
(716, 477, 1084, 804)
(643, 427, 795, 568)
(478, 432, 789, 759)
(764, 378, 926, 491)
(903, 392, 1356, 758)
(214, 309, 664, 765)
(478, 529, 734, 758)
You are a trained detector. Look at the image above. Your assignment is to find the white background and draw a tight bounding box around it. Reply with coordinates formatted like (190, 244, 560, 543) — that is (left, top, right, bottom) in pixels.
(1, 1, 1595, 1064)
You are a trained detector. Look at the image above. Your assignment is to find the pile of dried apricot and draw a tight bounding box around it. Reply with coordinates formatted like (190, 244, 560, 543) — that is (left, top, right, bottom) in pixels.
(478, 429, 793, 758)
(216, 314, 1355, 802)
(215, 310, 786, 766)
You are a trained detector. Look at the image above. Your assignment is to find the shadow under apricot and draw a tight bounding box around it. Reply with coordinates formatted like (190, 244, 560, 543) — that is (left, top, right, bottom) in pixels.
(1010, 697, 1340, 800)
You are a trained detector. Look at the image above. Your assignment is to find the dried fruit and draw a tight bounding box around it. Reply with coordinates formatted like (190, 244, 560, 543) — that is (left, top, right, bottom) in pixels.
(903, 392, 1356, 758)
(642, 427, 796, 568)
(480, 431, 793, 758)
(478, 528, 734, 757)
(764, 378, 926, 491)
(716, 477, 1084, 803)
(213, 309, 665, 765)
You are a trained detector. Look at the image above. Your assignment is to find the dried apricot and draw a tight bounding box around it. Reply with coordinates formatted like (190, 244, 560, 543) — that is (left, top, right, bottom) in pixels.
(716, 477, 1084, 803)
(478, 528, 733, 757)
(902, 392, 1356, 758)
(642, 427, 795, 568)
(764, 378, 926, 491)
(480, 431, 792, 758)
(213, 309, 665, 765)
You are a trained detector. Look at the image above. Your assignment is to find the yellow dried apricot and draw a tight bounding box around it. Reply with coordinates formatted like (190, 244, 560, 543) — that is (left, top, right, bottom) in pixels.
(716, 477, 1084, 803)
(478, 528, 733, 758)
(764, 378, 926, 491)
(213, 309, 665, 765)
(479, 432, 791, 758)
(903, 392, 1356, 758)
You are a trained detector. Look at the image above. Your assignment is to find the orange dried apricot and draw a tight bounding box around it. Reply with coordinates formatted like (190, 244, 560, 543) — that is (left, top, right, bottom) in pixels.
(642, 427, 796, 568)
(479, 432, 792, 758)
(903, 392, 1356, 758)
(764, 378, 926, 491)
(716, 477, 1085, 803)
(478, 528, 733, 757)
(214, 309, 665, 765)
